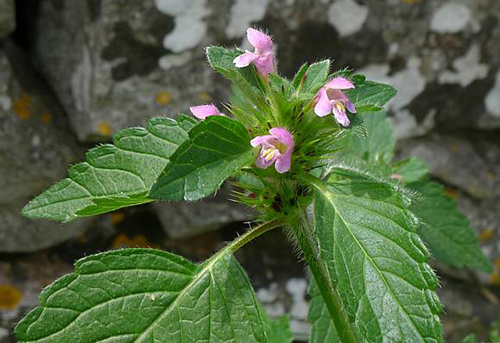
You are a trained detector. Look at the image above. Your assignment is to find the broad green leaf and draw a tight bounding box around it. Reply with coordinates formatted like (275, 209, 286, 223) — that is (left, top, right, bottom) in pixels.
(206, 46, 263, 90)
(301, 60, 330, 94)
(409, 181, 492, 272)
(263, 313, 293, 343)
(308, 280, 340, 343)
(206, 46, 266, 116)
(22, 116, 196, 222)
(392, 157, 429, 183)
(345, 80, 397, 110)
(313, 178, 443, 342)
(150, 116, 254, 201)
(337, 111, 396, 165)
(206, 46, 240, 78)
(15, 248, 267, 343)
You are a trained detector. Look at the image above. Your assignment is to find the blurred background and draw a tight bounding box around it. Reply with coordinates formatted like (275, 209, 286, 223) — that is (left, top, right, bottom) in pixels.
(0, 0, 499, 341)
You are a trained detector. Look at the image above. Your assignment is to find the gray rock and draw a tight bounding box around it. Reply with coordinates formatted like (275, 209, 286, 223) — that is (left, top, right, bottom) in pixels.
(32, 0, 227, 142)
(0, 202, 90, 253)
(0, 43, 90, 252)
(0, 0, 15, 39)
(32, 0, 500, 141)
(153, 184, 252, 239)
(0, 43, 83, 203)
(397, 135, 496, 199)
(397, 134, 500, 284)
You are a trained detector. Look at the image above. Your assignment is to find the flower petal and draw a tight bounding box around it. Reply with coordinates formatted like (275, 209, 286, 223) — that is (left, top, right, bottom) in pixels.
(314, 89, 333, 117)
(254, 54, 276, 77)
(269, 127, 293, 149)
(189, 104, 221, 119)
(247, 28, 273, 54)
(250, 134, 273, 147)
(233, 51, 258, 68)
(255, 150, 277, 169)
(275, 151, 291, 173)
(332, 104, 350, 127)
(346, 100, 357, 114)
(325, 77, 355, 90)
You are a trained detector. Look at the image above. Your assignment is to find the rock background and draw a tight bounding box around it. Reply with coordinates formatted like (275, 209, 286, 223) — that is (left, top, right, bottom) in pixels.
(0, 0, 499, 341)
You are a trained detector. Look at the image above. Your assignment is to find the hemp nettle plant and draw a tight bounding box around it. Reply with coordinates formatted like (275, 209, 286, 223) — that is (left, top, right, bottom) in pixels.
(16, 28, 491, 343)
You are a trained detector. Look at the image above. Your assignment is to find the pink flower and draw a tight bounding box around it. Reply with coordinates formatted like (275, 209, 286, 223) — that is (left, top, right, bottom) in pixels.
(250, 128, 293, 173)
(189, 104, 222, 120)
(314, 77, 356, 127)
(233, 28, 276, 78)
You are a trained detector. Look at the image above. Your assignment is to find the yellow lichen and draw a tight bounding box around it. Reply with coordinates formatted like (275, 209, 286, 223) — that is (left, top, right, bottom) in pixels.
(490, 272, 499, 285)
(156, 91, 172, 106)
(98, 123, 112, 136)
(0, 284, 22, 310)
(13, 94, 33, 120)
(40, 112, 52, 124)
(480, 228, 495, 242)
(443, 187, 457, 199)
(110, 212, 125, 226)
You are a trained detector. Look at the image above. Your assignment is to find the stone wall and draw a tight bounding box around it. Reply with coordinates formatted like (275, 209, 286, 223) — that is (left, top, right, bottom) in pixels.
(0, 0, 499, 340)
(2, 0, 499, 275)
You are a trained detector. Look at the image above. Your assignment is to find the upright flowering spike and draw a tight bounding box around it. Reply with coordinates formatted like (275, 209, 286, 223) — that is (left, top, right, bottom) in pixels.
(314, 77, 357, 127)
(250, 128, 293, 173)
(233, 28, 276, 78)
(189, 104, 222, 120)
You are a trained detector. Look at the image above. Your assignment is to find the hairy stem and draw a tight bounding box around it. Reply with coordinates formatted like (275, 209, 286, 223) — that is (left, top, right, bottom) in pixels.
(228, 220, 283, 254)
(292, 173, 358, 343)
(203, 220, 283, 268)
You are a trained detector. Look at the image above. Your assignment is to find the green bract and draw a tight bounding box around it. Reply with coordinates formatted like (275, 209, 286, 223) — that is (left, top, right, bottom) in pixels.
(17, 28, 490, 343)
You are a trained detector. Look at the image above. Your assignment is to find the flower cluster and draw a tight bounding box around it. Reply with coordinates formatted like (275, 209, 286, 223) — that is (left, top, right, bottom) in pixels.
(188, 28, 356, 174)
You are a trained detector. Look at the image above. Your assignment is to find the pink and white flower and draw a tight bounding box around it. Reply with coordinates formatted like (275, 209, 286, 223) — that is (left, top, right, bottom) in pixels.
(250, 128, 293, 173)
(233, 28, 276, 78)
(189, 104, 223, 120)
(314, 77, 356, 127)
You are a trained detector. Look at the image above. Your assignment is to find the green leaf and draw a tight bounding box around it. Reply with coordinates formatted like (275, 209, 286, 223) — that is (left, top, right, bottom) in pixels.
(206, 46, 263, 90)
(301, 60, 330, 94)
(150, 116, 254, 201)
(206, 46, 240, 78)
(337, 111, 396, 165)
(269, 74, 293, 99)
(392, 157, 430, 183)
(308, 280, 340, 343)
(263, 314, 293, 343)
(460, 334, 478, 343)
(206, 46, 267, 120)
(22, 116, 196, 222)
(409, 181, 492, 272)
(312, 178, 443, 342)
(292, 63, 308, 89)
(345, 80, 397, 110)
(15, 248, 267, 343)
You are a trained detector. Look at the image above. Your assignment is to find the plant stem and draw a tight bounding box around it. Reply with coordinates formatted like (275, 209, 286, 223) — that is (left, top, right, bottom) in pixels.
(292, 173, 359, 343)
(202, 220, 282, 266)
(291, 212, 358, 343)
